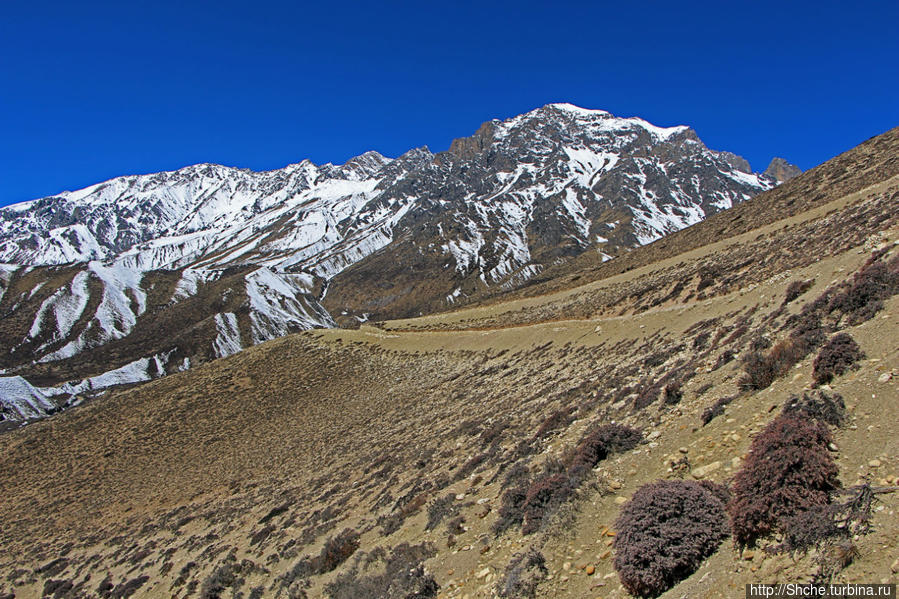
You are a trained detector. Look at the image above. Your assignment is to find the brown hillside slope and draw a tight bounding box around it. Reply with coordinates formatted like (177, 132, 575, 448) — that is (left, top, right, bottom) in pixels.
(0, 130, 897, 598)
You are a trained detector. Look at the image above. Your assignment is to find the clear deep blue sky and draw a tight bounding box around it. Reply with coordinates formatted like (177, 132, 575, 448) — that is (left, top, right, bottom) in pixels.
(2, 1, 897, 206)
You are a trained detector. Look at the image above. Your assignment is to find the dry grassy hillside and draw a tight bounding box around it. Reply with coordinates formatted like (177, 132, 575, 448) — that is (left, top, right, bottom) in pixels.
(1, 131, 898, 599)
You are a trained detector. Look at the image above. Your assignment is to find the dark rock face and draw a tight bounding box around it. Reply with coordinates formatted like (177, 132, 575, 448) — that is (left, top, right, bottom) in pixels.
(764, 157, 802, 183)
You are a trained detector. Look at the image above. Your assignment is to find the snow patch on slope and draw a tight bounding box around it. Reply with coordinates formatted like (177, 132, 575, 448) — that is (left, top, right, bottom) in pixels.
(213, 313, 243, 358)
(0, 376, 56, 421)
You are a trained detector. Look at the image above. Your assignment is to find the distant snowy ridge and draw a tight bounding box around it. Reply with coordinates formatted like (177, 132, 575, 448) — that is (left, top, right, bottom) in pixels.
(0, 103, 790, 423)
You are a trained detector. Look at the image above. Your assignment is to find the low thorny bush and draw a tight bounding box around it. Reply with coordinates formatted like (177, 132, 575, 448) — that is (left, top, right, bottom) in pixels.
(783, 278, 815, 305)
(498, 548, 547, 598)
(812, 332, 864, 386)
(613, 480, 730, 598)
(773, 482, 878, 582)
(727, 415, 840, 548)
(782, 390, 846, 427)
(323, 542, 438, 599)
(286, 528, 360, 581)
(701, 394, 738, 426)
(494, 424, 642, 536)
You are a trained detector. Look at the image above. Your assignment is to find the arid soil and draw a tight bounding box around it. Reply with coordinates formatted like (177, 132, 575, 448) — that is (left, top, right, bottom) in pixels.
(1, 133, 897, 599)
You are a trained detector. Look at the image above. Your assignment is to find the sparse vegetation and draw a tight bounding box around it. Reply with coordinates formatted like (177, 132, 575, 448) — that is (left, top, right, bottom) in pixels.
(783, 278, 814, 304)
(323, 543, 438, 599)
(613, 480, 730, 597)
(2, 133, 898, 597)
(287, 528, 361, 582)
(498, 548, 548, 598)
(782, 390, 846, 426)
(701, 394, 737, 426)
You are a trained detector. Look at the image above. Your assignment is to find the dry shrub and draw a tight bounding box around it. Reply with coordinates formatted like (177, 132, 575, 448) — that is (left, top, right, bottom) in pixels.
(493, 464, 532, 535)
(520, 472, 577, 535)
(424, 494, 457, 531)
(662, 382, 682, 405)
(200, 558, 264, 599)
(324, 543, 437, 599)
(773, 483, 877, 582)
(613, 480, 729, 597)
(712, 349, 736, 371)
(739, 338, 805, 391)
(787, 311, 827, 352)
(290, 529, 360, 579)
(701, 394, 737, 426)
(498, 548, 547, 598)
(496, 425, 642, 536)
(813, 333, 863, 386)
(783, 279, 815, 304)
(828, 256, 899, 325)
(728, 416, 840, 547)
(532, 407, 576, 441)
(567, 423, 643, 474)
(782, 390, 846, 426)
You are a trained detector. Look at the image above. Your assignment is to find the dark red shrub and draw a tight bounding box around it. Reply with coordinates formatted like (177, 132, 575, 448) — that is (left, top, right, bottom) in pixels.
(828, 259, 899, 325)
(531, 407, 576, 441)
(728, 415, 840, 547)
(813, 333, 863, 385)
(520, 473, 577, 535)
(567, 423, 642, 474)
(613, 480, 729, 597)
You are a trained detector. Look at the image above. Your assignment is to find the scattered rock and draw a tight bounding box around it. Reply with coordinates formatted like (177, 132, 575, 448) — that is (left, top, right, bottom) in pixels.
(691, 461, 722, 479)
(614, 496, 628, 505)
(476, 567, 490, 579)
(878, 372, 892, 383)
(586, 565, 595, 575)
(869, 459, 882, 468)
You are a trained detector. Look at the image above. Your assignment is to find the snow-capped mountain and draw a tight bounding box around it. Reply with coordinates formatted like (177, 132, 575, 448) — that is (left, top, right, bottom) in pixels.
(0, 103, 795, 423)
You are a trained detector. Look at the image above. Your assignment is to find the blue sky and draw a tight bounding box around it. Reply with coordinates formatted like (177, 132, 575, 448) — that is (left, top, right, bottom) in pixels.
(1, 1, 897, 206)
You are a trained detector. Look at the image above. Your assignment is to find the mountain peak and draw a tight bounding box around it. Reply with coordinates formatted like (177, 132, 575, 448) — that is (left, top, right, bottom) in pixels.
(764, 157, 802, 183)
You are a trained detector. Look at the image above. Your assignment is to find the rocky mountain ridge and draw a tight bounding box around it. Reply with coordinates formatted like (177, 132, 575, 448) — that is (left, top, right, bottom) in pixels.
(0, 103, 793, 422)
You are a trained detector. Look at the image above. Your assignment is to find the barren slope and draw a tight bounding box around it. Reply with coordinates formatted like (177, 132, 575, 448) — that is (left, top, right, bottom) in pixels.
(0, 131, 898, 599)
